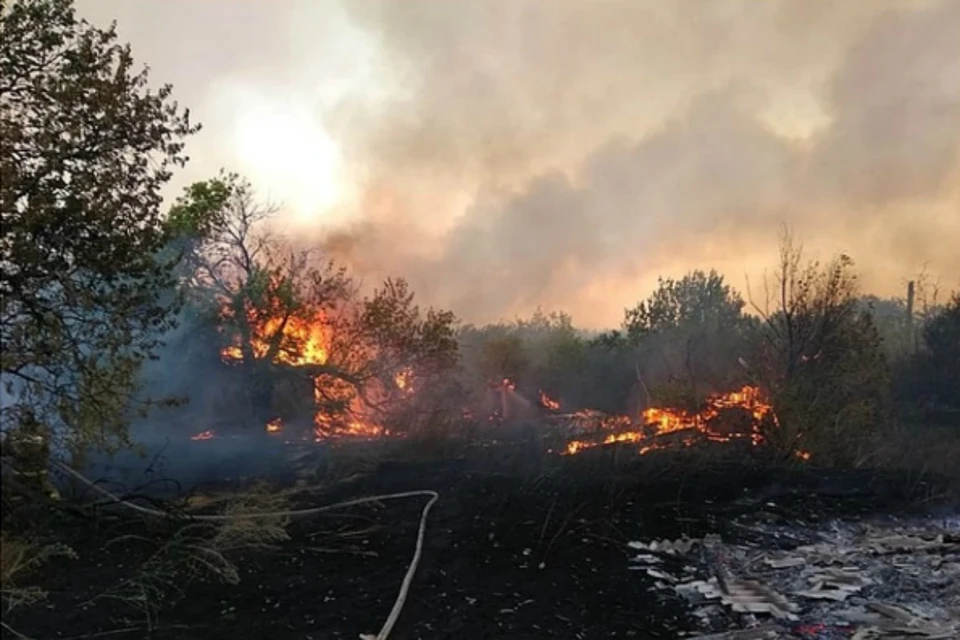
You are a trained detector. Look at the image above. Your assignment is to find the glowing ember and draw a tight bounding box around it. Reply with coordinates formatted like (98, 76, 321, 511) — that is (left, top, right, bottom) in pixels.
(395, 367, 413, 392)
(191, 429, 216, 441)
(266, 417, 283, 434)
(539, 390, 561, 411)
(313, 411, 385, 440)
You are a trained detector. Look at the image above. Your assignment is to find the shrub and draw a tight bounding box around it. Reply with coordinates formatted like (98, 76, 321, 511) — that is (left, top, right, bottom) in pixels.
(749, 232, 891, 464)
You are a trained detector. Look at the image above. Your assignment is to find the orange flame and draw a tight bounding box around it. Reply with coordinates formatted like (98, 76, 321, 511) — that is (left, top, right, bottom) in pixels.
(395, 367, 413, 393)
(563, 385, 779, 456)
(220, 314, 330, 367)
(266, 417, 283, 434)
(539, 390, 561, 411)
(219, 297, 393, 440)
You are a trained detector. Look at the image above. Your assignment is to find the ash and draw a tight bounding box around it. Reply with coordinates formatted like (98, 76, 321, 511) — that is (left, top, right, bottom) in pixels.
(630, 509, 960, 638)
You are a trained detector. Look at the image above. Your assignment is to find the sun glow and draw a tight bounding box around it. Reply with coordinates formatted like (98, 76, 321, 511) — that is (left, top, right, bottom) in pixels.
(230, 90, 342, 221)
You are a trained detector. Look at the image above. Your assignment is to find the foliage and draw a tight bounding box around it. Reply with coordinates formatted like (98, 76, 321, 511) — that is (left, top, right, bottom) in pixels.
(457, 310, 640, 415)
(623, 270, 754, 408)
(624, 269, 746, 340)
(749, 232, 891, 463)
(355, 278, 464, 432)
(0, 0, 198, 452)
(91, 484, 289, 630)
(478, 334, 529, 384)
(893, 292, 960, 415)
(1, 531, 76, 613)
(921, 293, 960, 405)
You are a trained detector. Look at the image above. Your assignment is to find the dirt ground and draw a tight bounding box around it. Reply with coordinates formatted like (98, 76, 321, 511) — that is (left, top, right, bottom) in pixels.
(4, 443, 956, 640)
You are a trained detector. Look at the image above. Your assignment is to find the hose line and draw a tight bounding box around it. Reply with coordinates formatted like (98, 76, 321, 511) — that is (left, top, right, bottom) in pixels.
(55, 462, 438, 640)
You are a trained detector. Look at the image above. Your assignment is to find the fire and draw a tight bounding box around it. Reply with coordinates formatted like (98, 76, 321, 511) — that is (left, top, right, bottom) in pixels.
(395, 367, 413, 392)
(220, 298, 396, 440)
(220, 313, 330, 367)
(191, 429, 216, 441)
(539, 390, 561, 411)
(266, 417, 283, 434)
(313, 411, 385, 440)
(563, 385, 778, 456)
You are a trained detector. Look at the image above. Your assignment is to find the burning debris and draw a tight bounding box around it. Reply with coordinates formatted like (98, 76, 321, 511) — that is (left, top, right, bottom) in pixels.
(539, 389, 561, 411)
(186, 377, 801, 467)
(560, 385, 783, 458)
(630, 515, 960, 638)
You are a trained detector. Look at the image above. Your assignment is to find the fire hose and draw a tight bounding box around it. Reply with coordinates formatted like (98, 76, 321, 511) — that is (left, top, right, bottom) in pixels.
(53, 462, 438, 640)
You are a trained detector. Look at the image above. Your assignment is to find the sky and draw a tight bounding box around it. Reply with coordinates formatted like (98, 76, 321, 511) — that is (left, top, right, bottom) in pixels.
(76, 0, 960, 328)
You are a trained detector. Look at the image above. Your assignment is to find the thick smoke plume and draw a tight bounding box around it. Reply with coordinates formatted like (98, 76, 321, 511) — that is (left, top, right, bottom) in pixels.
(77, 0, 960, 328)
(319, 0, 960, 327)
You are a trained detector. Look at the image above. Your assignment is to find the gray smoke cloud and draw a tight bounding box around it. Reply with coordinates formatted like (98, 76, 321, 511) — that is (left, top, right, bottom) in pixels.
(77, 0, 960, 328)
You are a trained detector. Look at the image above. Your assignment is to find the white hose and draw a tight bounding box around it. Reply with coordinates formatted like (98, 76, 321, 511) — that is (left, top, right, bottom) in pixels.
(55, 462, 438, 640)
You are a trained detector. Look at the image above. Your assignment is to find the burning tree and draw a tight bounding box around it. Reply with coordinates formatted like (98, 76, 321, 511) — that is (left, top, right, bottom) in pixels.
(167, 175, 461, 438)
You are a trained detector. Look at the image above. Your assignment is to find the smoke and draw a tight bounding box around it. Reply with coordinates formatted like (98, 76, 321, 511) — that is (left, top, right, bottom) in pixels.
(315, 0, 960, 328)
(73, 0, 960, 329)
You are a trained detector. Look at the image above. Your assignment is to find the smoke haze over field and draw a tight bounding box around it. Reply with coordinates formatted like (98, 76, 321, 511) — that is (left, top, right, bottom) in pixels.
(77, 0, 960, 328)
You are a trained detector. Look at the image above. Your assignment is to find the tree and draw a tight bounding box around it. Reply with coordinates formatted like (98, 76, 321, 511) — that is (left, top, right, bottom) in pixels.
(623, 270, 752, 407)
(894, 293, 960, 416)
(172, 175, 461, 434)
(749, 231, 890, 462)
(624, 270, 746, 340)
(0, 0, 198, 452)
(920, 293, 960, 406)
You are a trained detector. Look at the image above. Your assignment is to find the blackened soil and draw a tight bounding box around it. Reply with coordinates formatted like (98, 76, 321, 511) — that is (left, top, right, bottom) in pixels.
(6, 447, 954, 640)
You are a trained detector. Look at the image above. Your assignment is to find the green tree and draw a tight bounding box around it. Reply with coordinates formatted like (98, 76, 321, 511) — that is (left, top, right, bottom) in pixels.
(1, 0, 197, 453)
(920, 293, 960, 407)
(477, 334, 529, 385)
(623, 270, 752, 407)
(894, 293, 960, 416)
(750, 232, 890, 462)
(624, 270, 746, 340)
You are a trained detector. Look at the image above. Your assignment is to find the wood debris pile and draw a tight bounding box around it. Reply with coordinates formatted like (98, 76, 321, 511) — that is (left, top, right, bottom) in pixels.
(629, 514, 960, 638)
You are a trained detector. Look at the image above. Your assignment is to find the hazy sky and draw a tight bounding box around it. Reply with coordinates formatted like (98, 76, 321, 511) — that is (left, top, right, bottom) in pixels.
(76, 0, 960, 328)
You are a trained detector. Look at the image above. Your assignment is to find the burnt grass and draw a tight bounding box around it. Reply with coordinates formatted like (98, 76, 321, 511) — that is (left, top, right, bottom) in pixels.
(6, 439, 958, 640)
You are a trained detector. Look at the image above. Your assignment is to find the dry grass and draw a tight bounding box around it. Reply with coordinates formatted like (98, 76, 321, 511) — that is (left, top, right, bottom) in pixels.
(89, 481, 291, 630)
(852, 423, 960, 479)
(321, 440, 391, 484)
(1, 531, 77, 613)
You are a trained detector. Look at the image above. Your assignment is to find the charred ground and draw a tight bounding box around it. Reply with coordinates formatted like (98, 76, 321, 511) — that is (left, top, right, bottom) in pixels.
(5, 438, 957, 640)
